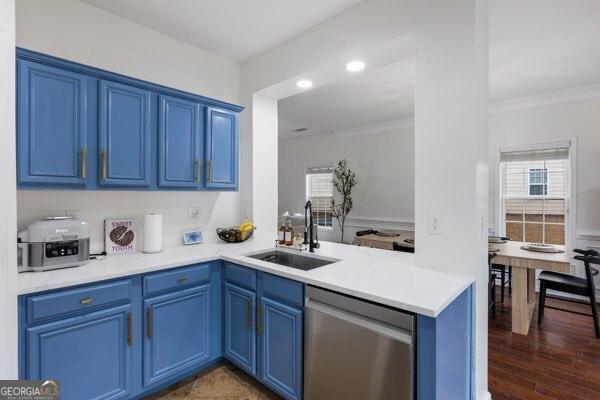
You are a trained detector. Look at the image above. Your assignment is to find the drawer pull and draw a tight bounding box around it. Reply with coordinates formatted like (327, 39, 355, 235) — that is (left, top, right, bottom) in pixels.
(80, 297, 93, 305)
(127, 313, 133, 347)
(177, 277, 188, 284)
(147, 307, 153, 339)
(194, 159, 200, 183)
(246, 299, 253, 329)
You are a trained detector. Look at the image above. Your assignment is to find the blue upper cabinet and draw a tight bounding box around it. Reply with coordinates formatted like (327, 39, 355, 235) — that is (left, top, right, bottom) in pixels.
(143, 284, 211, 387)
(205, 107, 238, 190)
(17, 60, 88, 187)
(16, 49, 243, 191)
(26, 304, 132, 400)
(99, 80, 152, 188)
(158, 95, 202, 189)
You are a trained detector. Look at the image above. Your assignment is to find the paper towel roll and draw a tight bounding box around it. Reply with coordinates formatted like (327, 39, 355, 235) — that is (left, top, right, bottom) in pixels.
(143, 214, 163, 253)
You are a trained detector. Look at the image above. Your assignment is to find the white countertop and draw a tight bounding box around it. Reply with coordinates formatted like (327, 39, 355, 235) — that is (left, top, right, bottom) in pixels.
(17, 239, 473, 317)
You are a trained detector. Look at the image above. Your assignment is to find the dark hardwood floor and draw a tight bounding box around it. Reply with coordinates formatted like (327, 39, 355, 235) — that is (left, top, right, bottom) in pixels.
(489, 288, 600, 400)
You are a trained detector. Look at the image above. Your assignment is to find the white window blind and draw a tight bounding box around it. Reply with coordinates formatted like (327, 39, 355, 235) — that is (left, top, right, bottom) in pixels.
(500, 147, 568, 245)
(306, 165, 333, 228)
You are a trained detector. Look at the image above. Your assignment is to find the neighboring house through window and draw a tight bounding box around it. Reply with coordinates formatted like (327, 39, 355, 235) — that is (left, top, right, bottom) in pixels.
(528, 168, 548, 196)
(500, 146, 569, 245)
(306, 165, 333, 228)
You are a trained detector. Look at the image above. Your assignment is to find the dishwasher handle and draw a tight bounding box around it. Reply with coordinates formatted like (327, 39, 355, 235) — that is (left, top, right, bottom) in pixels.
(306, 298, 413, 345)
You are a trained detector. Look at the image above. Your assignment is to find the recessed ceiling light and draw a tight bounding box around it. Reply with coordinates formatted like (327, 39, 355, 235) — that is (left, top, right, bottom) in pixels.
(346, 60, 365, 72)
(296, 80, 313, 88)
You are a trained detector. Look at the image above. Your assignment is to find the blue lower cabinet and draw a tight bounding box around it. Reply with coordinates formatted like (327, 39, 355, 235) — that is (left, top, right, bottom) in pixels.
(259, 297, 303, 400)
(224, 283, 257, 376)
(143, 284, 212, 387)
(26, 304, 132, 400)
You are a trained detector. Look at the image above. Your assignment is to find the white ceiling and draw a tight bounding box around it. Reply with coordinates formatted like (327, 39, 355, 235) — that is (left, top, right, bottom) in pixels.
(81, 0, 600, 136)
(490, 0, 600, 101)
(279, 61, 414, 137)
(280, 0, 600, 137)
(81, 0, 363, 62)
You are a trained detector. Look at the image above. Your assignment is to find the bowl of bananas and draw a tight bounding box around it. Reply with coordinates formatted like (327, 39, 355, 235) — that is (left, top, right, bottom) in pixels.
(217, 222, 256, 243)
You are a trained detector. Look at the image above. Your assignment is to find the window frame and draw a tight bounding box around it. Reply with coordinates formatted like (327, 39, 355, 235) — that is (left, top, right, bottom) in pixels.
(496, 139, 576, 249)
(305, 165, 334, 230)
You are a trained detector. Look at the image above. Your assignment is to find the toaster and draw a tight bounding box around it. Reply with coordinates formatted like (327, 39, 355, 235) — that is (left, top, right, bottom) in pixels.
(18, 216, 91, 272)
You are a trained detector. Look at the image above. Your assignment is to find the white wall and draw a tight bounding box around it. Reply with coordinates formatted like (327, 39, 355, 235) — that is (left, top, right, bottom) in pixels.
(16, 0, 239, 103)
(490, 97, 600, 234)
(16, 0, 243, 250)
(278, 123, 415, 242)
(241, 1, 490, 398)
(0, 0, 17, 379)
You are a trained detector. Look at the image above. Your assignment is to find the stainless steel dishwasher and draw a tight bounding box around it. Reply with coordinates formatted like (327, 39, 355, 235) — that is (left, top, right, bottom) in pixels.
(304, 286, 414, 400)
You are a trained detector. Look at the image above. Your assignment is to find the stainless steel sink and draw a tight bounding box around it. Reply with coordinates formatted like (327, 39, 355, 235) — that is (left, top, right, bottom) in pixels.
(246, 250, 338, 271)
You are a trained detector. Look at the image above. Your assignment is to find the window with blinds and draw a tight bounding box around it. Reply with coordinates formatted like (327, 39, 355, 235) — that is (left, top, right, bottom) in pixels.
(500, 146, 569, 245)
(306, 165, 333, 228)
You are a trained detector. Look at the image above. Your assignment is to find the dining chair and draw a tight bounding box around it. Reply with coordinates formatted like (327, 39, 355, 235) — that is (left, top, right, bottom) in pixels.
(538, 248, 600, 338)
(491, 237, 512, 303)
(489, 252, 497, 318)
(392, 241, 415, 253)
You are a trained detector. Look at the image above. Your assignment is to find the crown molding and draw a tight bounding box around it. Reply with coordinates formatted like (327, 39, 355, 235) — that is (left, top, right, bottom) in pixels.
(279, 116, 414, 141)
(489, 82, 600, 114)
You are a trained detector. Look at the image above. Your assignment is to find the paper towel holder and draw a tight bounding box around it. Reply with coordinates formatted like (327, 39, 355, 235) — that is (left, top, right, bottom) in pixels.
(183, 230, 204, 245)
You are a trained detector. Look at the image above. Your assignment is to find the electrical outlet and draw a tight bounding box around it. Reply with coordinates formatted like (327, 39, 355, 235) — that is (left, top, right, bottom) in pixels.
(65, 210, 80, 220)
(428, 213, 443, 235)
(188, 207, 201, 220)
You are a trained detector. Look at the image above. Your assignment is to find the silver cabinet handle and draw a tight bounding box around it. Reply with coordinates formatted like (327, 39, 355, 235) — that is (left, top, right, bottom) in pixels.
(257, 302, 264, 335)
(127, 313, 133, 347)
(177, 277, 188, 284)
(194, 159, 200, 183)
(80, 297, 93, 305)
(207, 160, 212, 183)
(80, 147, 87, 179)
(100, 150, 107, 180)
(147, 307, 153, 339)
(246, 299, 253, 329)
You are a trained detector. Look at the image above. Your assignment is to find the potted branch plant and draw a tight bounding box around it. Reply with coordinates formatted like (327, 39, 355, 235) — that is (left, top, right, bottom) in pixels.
(331, 159, 357, 243)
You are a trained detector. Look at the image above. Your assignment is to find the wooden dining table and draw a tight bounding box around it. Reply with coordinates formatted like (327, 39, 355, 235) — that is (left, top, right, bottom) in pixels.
(491, 241, 571, 335)
(353, 230, 415, 250)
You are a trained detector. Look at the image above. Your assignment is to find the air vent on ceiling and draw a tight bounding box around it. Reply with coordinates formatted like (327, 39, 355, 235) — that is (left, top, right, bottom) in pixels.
(289, 128, 308, 134)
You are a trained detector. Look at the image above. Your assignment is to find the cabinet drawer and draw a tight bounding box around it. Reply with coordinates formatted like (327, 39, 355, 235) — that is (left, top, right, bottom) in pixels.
(27, 279, 132, 324)
(144, 263, 210, 296)
(262, 273, 303, 307)
(224, 263, 256, 290)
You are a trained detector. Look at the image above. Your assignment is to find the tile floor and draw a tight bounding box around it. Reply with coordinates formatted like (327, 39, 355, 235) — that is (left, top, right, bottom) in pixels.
(143, 362, 283, 400)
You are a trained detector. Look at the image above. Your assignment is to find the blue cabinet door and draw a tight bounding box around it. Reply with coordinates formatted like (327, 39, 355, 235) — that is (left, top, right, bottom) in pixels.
(205, 107, 238, 190)
(158, 95, 202, 189)
(143, 284, 211, 387)
(99, 80, 151, 187)
(26, 304, 132, 400)
(260, 297, 303, 400)
(224, 283, 256, 376)
(17, 60, 88, 187)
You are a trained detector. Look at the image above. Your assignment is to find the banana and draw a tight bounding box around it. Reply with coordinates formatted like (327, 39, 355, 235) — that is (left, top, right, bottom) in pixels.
(239, 222, 256, 232)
